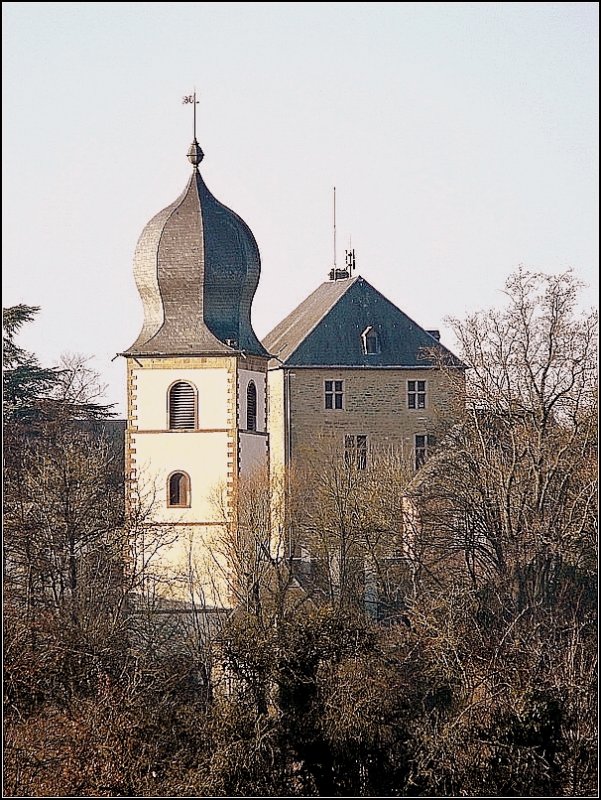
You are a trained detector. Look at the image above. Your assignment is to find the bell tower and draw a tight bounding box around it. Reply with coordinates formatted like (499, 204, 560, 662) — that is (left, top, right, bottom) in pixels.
(122, 127, 269, 608)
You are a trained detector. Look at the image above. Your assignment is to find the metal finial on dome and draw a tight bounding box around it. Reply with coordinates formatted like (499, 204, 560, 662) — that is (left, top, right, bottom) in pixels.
(183, 90, 204, 168)
(187, 138, 204, 167)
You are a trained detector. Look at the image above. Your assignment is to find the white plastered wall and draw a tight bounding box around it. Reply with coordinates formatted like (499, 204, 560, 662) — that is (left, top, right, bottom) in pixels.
(266, 368, 286, 474)
(266, 368, 286, 554)
(141, 524, 232, 609)
(128, 361, 234, 607)
(131, 430, 230, 523)
(134, 367, 231, 430)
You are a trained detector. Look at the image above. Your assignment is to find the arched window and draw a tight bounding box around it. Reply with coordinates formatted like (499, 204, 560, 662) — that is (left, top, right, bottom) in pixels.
(246, 381, 257, 431)
(168, 381, 196, 429)
(167, 471, 191, 507)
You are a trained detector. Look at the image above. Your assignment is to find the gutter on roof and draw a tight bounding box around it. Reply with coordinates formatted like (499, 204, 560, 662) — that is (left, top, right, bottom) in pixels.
(118, 350, 271, 359)
(267, 363, 467, 371)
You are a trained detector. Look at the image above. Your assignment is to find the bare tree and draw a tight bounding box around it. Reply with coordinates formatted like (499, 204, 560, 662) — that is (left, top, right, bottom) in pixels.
(400, 268, 598, 797)
(293, 435, 415, 617)
(50, 352, 112, 413)
(412, 268, 597, 591)
(4, 274, 596, 797)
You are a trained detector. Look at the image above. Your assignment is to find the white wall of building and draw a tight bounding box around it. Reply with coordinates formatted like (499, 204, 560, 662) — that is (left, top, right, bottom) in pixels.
(128, 358, 271, 608)
(131, 429, 230, 523)
(267, 368, 286, 473)
(133, 367, 231, 430)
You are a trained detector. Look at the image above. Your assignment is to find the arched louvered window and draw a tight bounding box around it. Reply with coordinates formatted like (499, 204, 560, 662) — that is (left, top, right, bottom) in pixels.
(247, 381, 257, 431)
(168, 381, 196, 430)
(167, 471, 191, 507)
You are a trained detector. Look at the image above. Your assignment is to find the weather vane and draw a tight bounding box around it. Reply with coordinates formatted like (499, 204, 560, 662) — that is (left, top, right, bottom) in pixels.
(182, 90, 200, 141)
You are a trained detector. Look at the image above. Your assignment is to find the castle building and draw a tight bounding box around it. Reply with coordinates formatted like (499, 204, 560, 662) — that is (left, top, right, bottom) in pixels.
(122, 134, 464, 607)
(264, 271, 463, 478)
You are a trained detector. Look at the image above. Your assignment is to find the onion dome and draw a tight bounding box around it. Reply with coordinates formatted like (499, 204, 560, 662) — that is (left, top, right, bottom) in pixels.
(124, 139, 268, 358)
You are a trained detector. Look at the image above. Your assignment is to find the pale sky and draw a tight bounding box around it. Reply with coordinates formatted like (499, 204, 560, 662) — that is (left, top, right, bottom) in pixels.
(3, 2, 598, 414)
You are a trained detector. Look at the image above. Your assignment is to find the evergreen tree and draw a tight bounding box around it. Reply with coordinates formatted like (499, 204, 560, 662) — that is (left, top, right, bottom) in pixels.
(3, 305, 61, 422)
(3, 304, 114, 421)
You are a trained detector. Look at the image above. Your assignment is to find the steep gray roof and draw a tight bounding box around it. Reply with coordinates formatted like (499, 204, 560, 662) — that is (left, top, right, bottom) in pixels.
(123, 147, 268, 358)
(263, 275, 464, 368)
(263, 277, 359, 364)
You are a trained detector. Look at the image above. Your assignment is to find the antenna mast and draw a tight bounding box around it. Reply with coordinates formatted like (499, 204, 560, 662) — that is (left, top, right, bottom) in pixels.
(333, 186, 337, 270)
(329, 187, 353, 282)
(345, 236, 356, 274)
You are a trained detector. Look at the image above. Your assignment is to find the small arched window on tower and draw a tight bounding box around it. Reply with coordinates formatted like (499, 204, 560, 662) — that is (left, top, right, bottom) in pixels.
(168, 381, 197, 430)
(247, 380, 257, 431)
(362, 326, 380, 355)
(167, 471, 191, 507)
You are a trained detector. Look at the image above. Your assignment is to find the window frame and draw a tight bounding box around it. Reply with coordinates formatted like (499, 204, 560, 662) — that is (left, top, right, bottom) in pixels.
(246, 380, 258, 431)
(414, 434, 436, 470)
(324, 379, 344, 411)
(167, 470, 192, 508)
(407, 379, 427, 410)
(345, 433, 368, 470)
(167, 380, 198, 430)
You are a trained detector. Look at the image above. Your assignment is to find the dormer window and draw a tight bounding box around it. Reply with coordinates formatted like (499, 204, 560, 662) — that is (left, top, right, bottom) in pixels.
(362, 326, 380, 355)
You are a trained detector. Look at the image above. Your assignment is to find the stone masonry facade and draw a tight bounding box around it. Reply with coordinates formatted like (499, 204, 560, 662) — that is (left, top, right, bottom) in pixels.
(271, 366, 463, 472)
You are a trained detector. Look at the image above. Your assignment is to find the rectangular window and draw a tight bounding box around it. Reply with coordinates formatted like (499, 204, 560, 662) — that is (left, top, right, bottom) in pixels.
(325, 379, 344, 410)
(415, 434, 436, 470)
(345, 434, 368, 470)
(408, 379, 426, 410)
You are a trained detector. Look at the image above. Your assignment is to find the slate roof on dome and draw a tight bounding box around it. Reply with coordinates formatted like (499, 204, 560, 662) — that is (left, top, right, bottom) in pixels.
(122, 140, 268, 359)
(263, 275, 465, 369)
